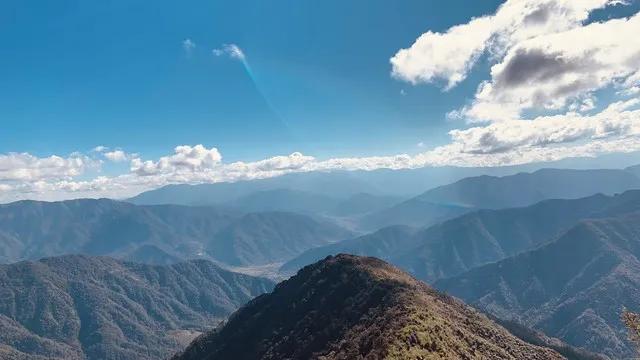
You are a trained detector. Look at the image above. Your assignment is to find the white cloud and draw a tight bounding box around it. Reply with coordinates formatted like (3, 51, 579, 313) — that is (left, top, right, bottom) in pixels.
(391, 0, 615, 89)
(103, 150, 129, 162)
(182, 38, 196, 55)
(5, 111, 640, 204)
(389, 0, 640, 175)
(466, 12, 640, 121)
(391, 0, 640, 124)
(0, 152, 97, 182)
(131, 144, 222, 176)
(92, 145, 108, 153)
(449, 99, 640, 154)
(391, 16, 493, 89)
(213, 44, 246, 61)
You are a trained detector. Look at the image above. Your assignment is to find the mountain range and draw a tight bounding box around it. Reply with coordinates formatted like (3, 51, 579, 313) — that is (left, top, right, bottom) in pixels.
(0, 255, 274, 360)
(3, 165, 640, 359)
(0, 199, 351, 269)
(206, 211, 351, 266)
(129, 167, 640, 232)
(356, 168, 640, 230)
(282, 191, 640, 358)
(416, 168, 640, 209)
(436, 212, 640, 358)
(173, 255, 567, 360)
(284, 190, 640, 281)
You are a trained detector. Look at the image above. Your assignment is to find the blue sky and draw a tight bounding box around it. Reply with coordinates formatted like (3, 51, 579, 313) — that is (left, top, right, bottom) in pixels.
(1, 0, 640, 201)
(1, 0, 506, 161)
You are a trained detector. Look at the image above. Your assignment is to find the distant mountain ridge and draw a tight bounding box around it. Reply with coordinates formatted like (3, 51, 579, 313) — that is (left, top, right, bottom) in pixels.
(128, 162, 640, 207)
(173, 255, 565, 360)
(129, 167, 640, 231)
(284, 190, 640, 282)
(417, 168, 640, 209)
(0, 199, 351, 268)
(355, 167, 640, 230)
(207, 211, 352, 266)
(0, 255, 274, 360)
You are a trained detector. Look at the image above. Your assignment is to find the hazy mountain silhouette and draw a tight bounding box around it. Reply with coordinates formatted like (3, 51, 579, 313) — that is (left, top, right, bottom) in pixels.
(127, 167, 640, 231)
(129, 163, 640, 208)
(351, 168, 640, 230)
(0, 255, 274, 360)
(207, 212, 352, 266)
(331, 192, 404, 217)
(173, 255, 565, 360)
(358, 197, 471, 230)
(128, 172, 380, 206)
(0, 199, 350, 267)
(280, 225, 416, 273)
(0, 199, 238, 264)
(225, 189, 339, 214)
(416, 168, 640, 209)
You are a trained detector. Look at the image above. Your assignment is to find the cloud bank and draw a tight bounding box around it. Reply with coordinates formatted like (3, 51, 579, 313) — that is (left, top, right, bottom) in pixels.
(3, 103, 640, 203)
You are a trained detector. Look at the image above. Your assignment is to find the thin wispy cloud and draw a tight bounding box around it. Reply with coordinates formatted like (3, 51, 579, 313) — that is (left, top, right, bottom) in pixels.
(182, 38, 196, 55)
(212, 44, 246, 61)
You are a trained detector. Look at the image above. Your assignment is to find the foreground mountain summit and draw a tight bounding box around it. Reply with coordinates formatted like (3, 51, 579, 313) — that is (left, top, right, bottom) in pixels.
(173, 254, 564, 360)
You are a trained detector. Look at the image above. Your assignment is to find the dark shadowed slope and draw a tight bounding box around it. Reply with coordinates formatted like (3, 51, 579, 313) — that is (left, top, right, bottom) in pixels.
(207, 212, 352, 266)
(437, 213, 640, 359)
(174, 255, 564, 360)
(0, 255, 274, 360)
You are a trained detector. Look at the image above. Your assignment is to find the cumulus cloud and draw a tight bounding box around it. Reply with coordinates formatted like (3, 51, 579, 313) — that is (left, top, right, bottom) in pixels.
(391, 0, 640, 121)
(212, 44, 246, 61)
(92, 145, 108, 153)
(103, 150, 130, 162)
(0, 153, 96, 182)
(391, 0, 640, 171)
(391, 0, 615, 89)
(449, 99, 640, 154)
(131, 144, 222, 176)
(467, 12, 640, 121)
(391, 16, 493, 89)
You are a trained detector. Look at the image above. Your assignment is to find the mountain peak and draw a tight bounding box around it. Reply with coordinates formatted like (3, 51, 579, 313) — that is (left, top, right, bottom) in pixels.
(174, 254, 564, 360)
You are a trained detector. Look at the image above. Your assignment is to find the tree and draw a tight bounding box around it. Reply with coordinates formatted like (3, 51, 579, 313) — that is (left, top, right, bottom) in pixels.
(622, 310, 640, 353)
